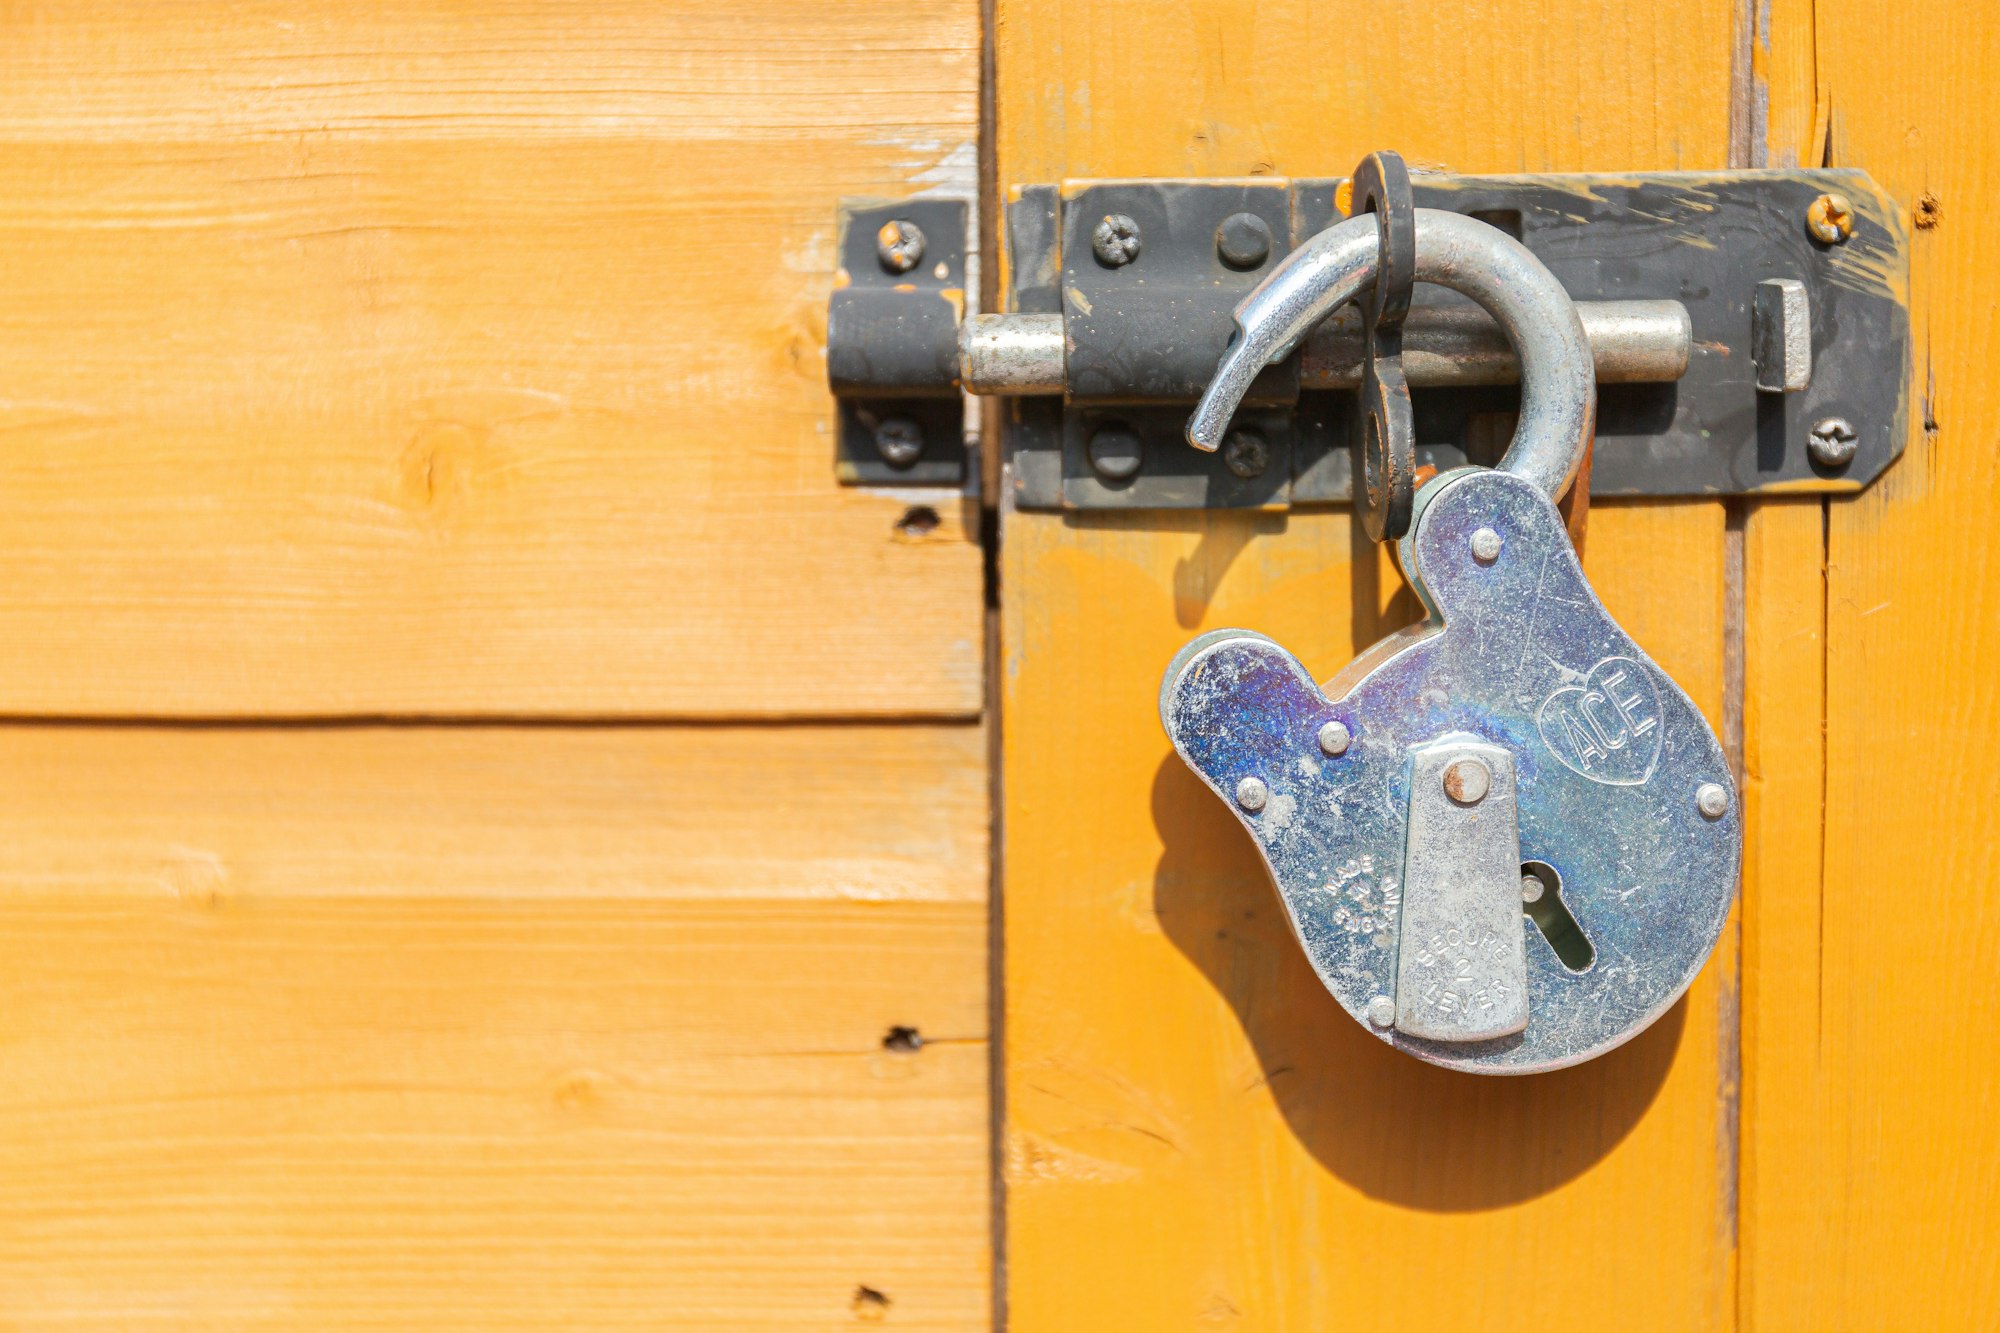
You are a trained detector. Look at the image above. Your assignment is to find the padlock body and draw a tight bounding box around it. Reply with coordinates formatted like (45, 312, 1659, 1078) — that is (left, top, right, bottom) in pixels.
(1160, 468, 1739, 1073)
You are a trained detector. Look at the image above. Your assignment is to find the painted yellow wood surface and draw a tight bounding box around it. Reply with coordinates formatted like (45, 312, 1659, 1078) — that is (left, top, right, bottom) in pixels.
(0, 724, 990, 1328)
(996, 2, 1742, 1326)
(1734, 13, 1830, 1328)
(0, 2, 982, 717)
(1738, 499, 1828, 1330)
(1002, 508, 1734, 1328)
(1739, 0, 2000, 1323)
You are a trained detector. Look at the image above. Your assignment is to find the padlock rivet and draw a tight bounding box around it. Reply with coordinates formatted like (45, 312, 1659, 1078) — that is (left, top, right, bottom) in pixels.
(1366, 996, 1396, 1028)
(1470, 527, 1503, 563)
(1441, 757, 1491, 805)
(1521, 873, 1545, 904)
(1696, 782, 1730, 819)
(1235, 776, 1270, 813)
(1317, 719, 1352, 757)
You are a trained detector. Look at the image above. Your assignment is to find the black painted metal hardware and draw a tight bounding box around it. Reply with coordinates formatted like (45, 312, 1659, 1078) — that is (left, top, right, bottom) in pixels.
(823, 171, 1911, 506)
(826, 198, 969, 486)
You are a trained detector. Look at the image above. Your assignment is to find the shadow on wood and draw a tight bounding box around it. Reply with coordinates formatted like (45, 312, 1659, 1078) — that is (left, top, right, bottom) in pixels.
(1060, 508, 1291, 629)
(1149, 751, 1682, 1211)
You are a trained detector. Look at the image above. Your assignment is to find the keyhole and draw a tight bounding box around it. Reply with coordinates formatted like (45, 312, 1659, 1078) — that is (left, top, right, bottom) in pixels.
(1521, 861, 1595, 972)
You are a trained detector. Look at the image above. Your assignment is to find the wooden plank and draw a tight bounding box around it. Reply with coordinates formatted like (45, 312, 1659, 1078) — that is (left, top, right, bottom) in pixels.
(1737, 499, 1829, 1330)
(994, 0, 1734, 181)
(0, 3, 982, 717)
(1750, 0, 1824, 169)
(995, 2, 1742, 1323)
(0, 723, 990, 1328)
(1740, 0, 2000, 1321)
(0, 724, 989, 905)
(1001, 504, 1736, 1326)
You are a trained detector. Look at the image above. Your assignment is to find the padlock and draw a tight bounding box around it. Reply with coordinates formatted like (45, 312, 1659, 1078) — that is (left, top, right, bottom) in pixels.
(1162, 188, 1740, 1073)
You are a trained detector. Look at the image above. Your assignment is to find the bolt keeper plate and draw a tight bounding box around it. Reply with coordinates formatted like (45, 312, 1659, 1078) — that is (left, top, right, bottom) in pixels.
(828, 198, 971, 485)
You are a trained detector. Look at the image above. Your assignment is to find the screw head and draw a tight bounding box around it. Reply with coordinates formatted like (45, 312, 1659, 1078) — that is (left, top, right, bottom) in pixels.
(1234, 775, 1269, 813)
(1808, 416, 1859, 468)
(1469, 527, 1503, 564)
(1092, 213, 1143, 267)
(1366, 996, 1396, 1029)
(1087, 423, 1144, 482)
(1696, 782, 1731, 820)
(1806, 192, 1855, 245)
(1441, 757, 1492, 806)
(1222, 428, 1270, 479)
(1215, 211, 1273, 270)
(876, 218, 927, 274)
(874, 418, 925, 468)
(1316, 720, 1352, 757)
(1521, 873, 1545, 905)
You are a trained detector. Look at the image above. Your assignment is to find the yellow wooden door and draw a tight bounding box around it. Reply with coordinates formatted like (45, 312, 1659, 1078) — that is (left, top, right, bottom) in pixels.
(995, 1, 1995, 1329)
(0, 3, 1991, 1329)
(1741, 1, 2000, 1323)
(0, 4, 989, 1326)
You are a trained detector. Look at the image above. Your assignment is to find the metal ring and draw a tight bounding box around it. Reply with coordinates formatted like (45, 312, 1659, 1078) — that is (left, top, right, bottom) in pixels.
(1351, 152, 1415, 333)
(1185, 210, 1595, 505)
(1349, 151, 1419, 541)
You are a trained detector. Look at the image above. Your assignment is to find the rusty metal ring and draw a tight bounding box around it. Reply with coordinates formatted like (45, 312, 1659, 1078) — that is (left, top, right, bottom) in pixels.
(1351, 152, 1416, 332)
(1348, 152, 1419, 541)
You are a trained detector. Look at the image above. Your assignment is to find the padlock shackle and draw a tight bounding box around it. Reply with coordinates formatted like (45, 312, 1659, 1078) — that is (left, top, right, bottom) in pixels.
(1187, 209, 1595, 506)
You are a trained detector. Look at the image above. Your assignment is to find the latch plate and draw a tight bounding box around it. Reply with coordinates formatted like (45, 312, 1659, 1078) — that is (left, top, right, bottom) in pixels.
(824, 171, 1912, 505)
(1013, 170, 1909, 508)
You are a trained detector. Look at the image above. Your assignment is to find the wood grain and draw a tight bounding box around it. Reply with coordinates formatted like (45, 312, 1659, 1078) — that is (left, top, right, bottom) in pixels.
(1739, 0, 2000, 1322)
(0, 724, 989, 905)
(1737, 499, 1828, 1331)
(1001, 503, 1735, 1327)
(995, 2, 1741, 1324)
(994, 0, 1732, 185)
(0, 722, 990, 1328)
(0, 2, 982, 717)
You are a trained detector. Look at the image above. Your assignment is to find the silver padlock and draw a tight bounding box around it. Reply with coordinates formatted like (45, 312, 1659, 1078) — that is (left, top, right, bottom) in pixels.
(1161, 208, 1739, 1073)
